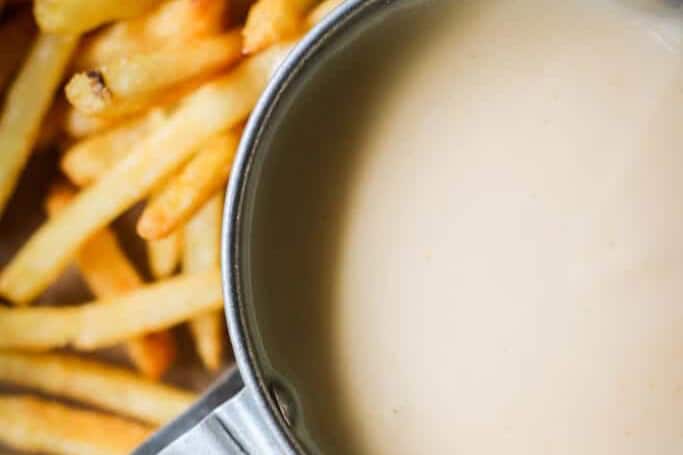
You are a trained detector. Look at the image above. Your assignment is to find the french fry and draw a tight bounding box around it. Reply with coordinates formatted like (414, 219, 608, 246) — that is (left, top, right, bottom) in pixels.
(185, 195, 225, 370)
(46, 185, 175, 379)
(61, 109, 167, 186)
(34, 0, 162, 34)
(75, 0, 229, 70)
(64, 107, 118, 138)
(138, 131, 238, 240)
(0, 396, 151, 455)
(147, 230, 183, 279)
(0, 33, 77, 217)
(66, 31, 243, 117)
(0, 268, 222, 350)
(0, 9, 35, 94)
(0, 43, 293, 303)
(306, 0, 343, 28)
(243, 0, 316, 53)
(0, 352, 196, 425)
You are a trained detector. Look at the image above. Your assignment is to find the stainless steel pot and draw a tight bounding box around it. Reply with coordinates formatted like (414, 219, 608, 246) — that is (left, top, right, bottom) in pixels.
(132, 0, 429, 453)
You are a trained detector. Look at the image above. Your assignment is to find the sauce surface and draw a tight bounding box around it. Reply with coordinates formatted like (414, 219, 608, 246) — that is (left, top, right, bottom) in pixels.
(251, 0, 683, 453)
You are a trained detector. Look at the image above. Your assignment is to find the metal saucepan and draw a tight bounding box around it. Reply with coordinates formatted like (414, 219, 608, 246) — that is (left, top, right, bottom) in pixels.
(133, 0, 431, 453)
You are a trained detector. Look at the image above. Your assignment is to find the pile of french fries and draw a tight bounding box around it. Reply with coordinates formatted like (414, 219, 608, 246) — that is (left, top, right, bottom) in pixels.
(0, 0, 340, 453)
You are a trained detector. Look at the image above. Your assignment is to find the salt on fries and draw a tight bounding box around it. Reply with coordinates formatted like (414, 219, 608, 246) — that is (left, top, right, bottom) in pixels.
(0, 395, 152, 455)
(0, 351, 195, 425)
(46, 185, 176, 380)
(0, 268, 222, 350)
(0, 0, 344, 452)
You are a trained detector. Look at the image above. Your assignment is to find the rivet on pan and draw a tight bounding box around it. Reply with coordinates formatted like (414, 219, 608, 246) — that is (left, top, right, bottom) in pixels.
(270, 382, 296, 427)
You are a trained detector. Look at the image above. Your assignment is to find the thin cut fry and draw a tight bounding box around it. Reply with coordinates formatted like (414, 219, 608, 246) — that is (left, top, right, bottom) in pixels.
(66, 31, 243, 117)
(138, 131, 238, 240)
(46, 185, 175, 379)
(64, 107, 117, 138)
(0, 10, 35, 94)
(147, 230, 183, 279)
(0, 352, 196, 425)
(34, 0, 162, 34)
(306, 0, 343, 28)
(61, 109, 167, 186)
(185, 194, 225, 370)
(75, 0, 229, 69)
(0, 268, 222, 350)
(0, 33, 77, 217)
(243, 0, 315, 53)
(0, 43, 293, 303)
(0, 395, 151, 455)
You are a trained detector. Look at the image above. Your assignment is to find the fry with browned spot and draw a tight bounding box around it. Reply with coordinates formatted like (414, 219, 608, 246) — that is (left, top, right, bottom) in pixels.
(0, 43, 292, 303)
(66, 31, 243, 117)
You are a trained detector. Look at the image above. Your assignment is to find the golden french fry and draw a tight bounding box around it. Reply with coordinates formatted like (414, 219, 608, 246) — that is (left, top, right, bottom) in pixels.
(46, 185, 176, 379)
(138, 131, 238, 240)
(0, 395, 151, 455)
(185, 194, 225, 370)
(306, 0, 343, 28)
(0, 268, 222, 350)
(75, 0, 229, 70)
(61, 109, 167, 186)
(0, 43, 292, 303)
(0, 33, 77, 217)
(67, 31, 243, 117)
(64, 107, 118, 138)
(34, 0, 162, 34)
(0, 9, 35, 94)
(243, 0, 315, 53)
(147, 230, 183, 279)
(0, 352, 196, 425)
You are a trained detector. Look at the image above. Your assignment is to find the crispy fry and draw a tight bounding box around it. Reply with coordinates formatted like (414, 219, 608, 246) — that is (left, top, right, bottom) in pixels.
(0, 268, 222, 350)
(0, 44, 292, 303)
(306, 0, 343, 28)
(64, 106, 118, 138)
(34, 0, 162, 34)
(243, 0, 315, 53)
(0, 33, 77, 217)
(147, 230, 183, 279)
(0, 352, 195, 425)
(75, 0, 229, 69)
(0, 395, 151, 455)
(67, 31, 243, 117)
(185, 195, 225, 370)
(0, 9, 35, 94)
(46, 185, 175, 379)
(138, 131, 238, 240)
(61, 109, 167, 186)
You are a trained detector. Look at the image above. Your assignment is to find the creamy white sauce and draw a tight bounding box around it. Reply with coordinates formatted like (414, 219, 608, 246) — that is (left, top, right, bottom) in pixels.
(253, 0, 683, 453)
